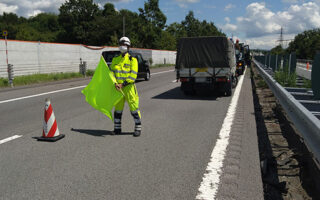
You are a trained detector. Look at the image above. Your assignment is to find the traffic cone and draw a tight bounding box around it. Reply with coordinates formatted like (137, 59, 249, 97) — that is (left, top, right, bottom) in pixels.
(36, 98, 65, 142)
(307, 62, 310, 70)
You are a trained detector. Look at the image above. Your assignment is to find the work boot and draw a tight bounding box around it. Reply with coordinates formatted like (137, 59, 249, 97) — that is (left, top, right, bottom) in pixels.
(133, 124, 141, 137)
(133, 130, 141, 137)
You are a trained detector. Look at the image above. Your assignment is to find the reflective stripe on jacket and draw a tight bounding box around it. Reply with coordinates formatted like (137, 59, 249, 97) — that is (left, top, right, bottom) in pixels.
(110, 53, 138, 84)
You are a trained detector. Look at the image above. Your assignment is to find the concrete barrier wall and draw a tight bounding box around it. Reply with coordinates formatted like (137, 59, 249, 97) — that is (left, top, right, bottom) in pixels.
(296, 62, 312, 80)
(0, 39, 176, 78)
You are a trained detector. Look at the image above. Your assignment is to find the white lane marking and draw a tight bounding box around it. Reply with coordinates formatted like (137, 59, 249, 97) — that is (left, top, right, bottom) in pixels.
(0, 69, 174, 104)
(0, 135, 23, 145)
(196, 69, 246, 200)
(151, 69, 174, 75)
(0, 85, 86, 104)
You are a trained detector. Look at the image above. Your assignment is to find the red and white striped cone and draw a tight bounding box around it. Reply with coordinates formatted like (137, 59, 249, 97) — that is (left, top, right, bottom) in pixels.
(36, 98, 65, 142)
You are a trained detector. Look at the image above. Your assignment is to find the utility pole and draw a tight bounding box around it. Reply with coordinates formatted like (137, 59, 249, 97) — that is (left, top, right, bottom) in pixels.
(279, 27, 284, 47)
(123, 16, 125, 37)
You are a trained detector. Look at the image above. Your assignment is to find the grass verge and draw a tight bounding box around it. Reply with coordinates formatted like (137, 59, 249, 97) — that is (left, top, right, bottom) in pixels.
(0, 72, 85, 88)
(274, 64, 297, 87)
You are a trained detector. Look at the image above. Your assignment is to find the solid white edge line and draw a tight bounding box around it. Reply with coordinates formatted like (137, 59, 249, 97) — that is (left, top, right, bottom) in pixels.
(196, 68, 246, 200)
(0, 69, 174, 104)
(0, 135, 23, 145)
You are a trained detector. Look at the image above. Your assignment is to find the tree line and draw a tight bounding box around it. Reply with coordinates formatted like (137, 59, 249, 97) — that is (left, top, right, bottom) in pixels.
(0, 0, 225, 50)
(270, 29, 320, 60)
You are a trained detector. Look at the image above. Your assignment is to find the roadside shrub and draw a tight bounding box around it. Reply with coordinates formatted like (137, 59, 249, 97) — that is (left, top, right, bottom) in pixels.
(86, 69, 95, 76)
(274, 64, 296, 87)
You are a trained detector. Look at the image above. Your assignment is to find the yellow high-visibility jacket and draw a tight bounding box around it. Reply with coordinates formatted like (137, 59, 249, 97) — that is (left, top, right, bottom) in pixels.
(110, 53, 138, 85)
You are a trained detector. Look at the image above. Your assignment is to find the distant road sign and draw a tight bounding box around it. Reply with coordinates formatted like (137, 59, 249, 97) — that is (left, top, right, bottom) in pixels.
(2, 30, 8, 36)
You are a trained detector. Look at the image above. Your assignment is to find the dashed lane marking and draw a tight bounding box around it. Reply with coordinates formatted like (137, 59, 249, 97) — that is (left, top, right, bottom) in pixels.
(0, 135, 23, 145)
(0, 70, 174, 104)
(196, 69, 246, 200)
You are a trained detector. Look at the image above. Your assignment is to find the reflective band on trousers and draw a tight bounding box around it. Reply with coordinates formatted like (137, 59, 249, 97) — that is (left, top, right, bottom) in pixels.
(113, 70, 137, 75)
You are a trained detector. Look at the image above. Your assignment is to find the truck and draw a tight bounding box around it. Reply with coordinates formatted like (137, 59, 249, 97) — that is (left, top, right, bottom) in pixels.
(175, 36, 237, 96)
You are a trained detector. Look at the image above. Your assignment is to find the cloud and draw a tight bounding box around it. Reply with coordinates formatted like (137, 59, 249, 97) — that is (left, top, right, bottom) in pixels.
(221, 2, 320, 44)
(175, 0, 200, 2)
(175, 0, 200, 8)
(0, 0, 131, 18)
(242, 34, 295, 49)
(0, 0, 65, 17)
(224, 3, 235, 11)
(0, 3, 18, 14)
(221, 17, 237, 32)
(282, 0, 299, 3)
(242, 2, 320, 37)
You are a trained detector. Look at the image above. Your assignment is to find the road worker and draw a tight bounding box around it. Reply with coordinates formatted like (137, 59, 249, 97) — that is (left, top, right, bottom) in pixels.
(110, 37, 142, 137)
(235, 39, 241, 61)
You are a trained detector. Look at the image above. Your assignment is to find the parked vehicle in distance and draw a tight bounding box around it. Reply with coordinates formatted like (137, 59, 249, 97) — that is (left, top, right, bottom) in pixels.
(102, 50, 151, 81)
(236, 43, 250, 75)
(176, 36, 237, 96)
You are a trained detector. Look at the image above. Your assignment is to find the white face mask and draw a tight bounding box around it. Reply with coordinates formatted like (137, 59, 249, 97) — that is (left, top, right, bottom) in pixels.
(119, 45, 127, 53)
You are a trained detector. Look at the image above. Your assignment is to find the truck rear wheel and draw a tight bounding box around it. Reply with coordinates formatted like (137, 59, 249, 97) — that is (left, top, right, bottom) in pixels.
(145, 70, 150, 81)
(225, 80, 232, 96)
(232, 75, 238, 88)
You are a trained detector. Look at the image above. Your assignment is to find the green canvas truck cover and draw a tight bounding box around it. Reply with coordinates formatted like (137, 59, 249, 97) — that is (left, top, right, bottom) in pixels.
(175, 36, 234, 69)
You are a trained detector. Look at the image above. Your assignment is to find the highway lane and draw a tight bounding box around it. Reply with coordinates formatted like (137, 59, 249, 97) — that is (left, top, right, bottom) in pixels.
(0, 67, 233, 199)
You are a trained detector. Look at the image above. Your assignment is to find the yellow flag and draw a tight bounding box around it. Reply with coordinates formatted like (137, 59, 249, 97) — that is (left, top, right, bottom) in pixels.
(81, 56, 123, 121)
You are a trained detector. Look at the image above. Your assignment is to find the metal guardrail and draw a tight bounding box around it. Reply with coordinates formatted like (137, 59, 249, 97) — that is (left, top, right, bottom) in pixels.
(253, 59, 320, 168)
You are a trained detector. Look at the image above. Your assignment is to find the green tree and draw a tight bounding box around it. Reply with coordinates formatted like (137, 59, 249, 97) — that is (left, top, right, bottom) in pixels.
(0, 12, 26, 39)
(103, 3, 117, 17)
(58, 0, 100, 44)
(166, 22, 187, 39)
(181, 11, 225, 37)
(136, 0, 167, 48)
(286, 29, 320, 59)
(270, 45, 285, 55)
(138, 0, 166, 29)
(156, 31, 176, 50)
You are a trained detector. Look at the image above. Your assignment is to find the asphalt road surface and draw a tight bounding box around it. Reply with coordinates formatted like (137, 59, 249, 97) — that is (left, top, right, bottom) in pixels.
(0, 67, 262, 200)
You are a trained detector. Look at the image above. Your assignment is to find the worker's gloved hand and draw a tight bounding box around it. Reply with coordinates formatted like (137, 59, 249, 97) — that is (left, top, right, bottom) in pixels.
(115, 83, 123, 90)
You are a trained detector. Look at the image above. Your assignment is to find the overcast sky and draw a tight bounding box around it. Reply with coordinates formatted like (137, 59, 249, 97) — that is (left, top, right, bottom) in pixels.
(1, 0, 320, 49)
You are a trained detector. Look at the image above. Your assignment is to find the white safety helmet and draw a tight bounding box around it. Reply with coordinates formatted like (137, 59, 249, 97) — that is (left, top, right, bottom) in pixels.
(119, 36, 131, 46)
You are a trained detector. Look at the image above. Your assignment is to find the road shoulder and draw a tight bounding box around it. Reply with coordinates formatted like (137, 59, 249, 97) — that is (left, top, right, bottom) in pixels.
(216, 67, 264, 200)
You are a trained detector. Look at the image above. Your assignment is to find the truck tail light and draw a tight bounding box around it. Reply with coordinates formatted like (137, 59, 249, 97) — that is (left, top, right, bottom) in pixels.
(216, 78, 227, 82)
(180, 78, 189, 82)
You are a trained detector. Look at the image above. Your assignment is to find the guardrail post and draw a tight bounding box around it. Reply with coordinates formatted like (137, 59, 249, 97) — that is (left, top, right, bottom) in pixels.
(288, 54, 292, 75)
(271, 55, 276, 71)
(79, 59, 87, 77)
(312, 52, 320, 99)
(275, 55, 278, 71)
(83, 61, 87, 77)
(290, 52, 296, 74)
(7, 64, 14, 88)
